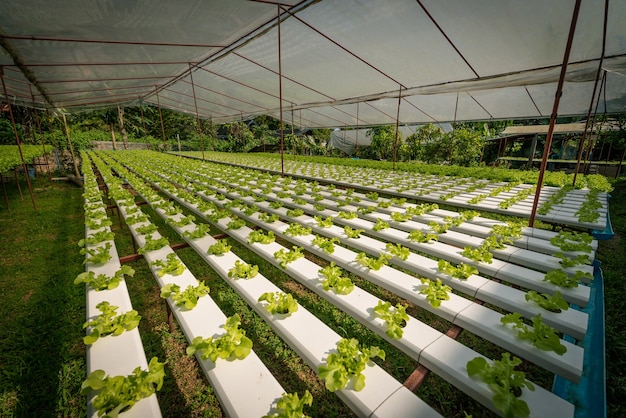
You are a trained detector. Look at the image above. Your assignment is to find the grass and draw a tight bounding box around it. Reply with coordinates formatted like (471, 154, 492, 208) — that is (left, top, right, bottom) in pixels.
(0, 170, 624, 417)
(0, 180, 85, 418)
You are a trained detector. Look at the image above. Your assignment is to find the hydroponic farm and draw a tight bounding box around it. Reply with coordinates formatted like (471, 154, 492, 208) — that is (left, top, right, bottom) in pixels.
(1, 1, 626, 418)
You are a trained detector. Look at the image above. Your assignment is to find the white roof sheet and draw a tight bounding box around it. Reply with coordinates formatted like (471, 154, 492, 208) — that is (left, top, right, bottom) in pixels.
(1, 0, 625, 128)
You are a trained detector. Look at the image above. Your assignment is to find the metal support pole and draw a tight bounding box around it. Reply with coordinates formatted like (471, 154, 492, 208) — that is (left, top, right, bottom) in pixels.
(0, 67, 37, 210)
(188, 64, 205, 160)
(355, 102, 360, 156)
(155, 87, 167, 150)
(393, 86, 402, 170)
(572, 0, 609, 185)
(528, 0, 582, 227)
(278, 5, 285, 177)
(582, 71, 607, 175)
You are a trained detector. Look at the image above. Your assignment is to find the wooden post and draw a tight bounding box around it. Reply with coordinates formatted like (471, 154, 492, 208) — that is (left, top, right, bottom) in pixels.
(117, 106, 129, 150)
(30, 89, 52, 184)
(527, 134, 538, 169)
(110, 122, 118, 150)
(61, 113, 81, 178)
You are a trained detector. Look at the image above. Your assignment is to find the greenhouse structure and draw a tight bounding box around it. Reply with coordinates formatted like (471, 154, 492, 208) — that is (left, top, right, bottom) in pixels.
(1, 1, 625, 417)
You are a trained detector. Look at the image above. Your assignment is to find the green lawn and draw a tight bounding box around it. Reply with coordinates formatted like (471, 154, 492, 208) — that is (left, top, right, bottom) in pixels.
(0, 172, 623, 417)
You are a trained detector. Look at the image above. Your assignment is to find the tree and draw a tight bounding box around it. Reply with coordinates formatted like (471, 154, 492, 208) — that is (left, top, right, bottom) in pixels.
(406, 124, 444, 161)
(367, 125, 398, 160)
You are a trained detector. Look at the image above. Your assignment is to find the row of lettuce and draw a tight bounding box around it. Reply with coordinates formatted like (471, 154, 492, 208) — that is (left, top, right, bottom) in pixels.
(98, 150, 590, 417)
(0, 144, 51, 174)
(185, 151, 614, 192)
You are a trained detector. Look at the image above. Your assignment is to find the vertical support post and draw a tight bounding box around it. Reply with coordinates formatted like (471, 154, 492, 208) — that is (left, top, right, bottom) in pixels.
(139, 100, 147, 139)
(61, 113, 81, 178)
(13, 169, 23, 199)
(393, 86, 402, 170)
(0, 67, 37, 210)
(527, 134, 538, 169)
(291, 105, 297, 158)
(155, 87, 167, 150)
(528, 0, 582, 227)
(188, 64, 205, 160)
(355, 102, 360, 156)
(582, 71, 607, 175)
(278, 5, 285, 177)
(30, 88, 52, 184)
(573, 0, 609, 185)
(1, 174, 9, 211)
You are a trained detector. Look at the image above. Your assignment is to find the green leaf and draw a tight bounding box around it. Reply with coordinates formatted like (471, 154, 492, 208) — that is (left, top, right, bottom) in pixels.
(258, 291, 299, 316)
(319, 262, 354, 295)
(274, 246, 304, 269)
(317, 338, 384, 392)
(186, 314, 252, 362)
(207, 239, 231, 255)
(81, 357, 166, 417)
(160, 282, 210, 310)
(83, 301, 141, 345)
(151, 253, 186, 277)
(263, 390, 313, 418)
(228, 260, 259, 280)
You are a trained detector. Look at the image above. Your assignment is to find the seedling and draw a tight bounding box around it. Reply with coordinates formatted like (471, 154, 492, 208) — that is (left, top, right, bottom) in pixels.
(151, 253, 186, 277)
(525, 290, 569, 313)
(274, 246, 304, 269)
(407, 230, 439, 243)
(258, 291, 299, 315)
(247, 230, 276, 245)
(83, 301, 141, 345)
(343, 226, 364, 239)
(137, 234, 169, 254)
(385, 242, 411, 260)
(355, 252, 391, 271)
(501, 312, 566, 355)
(74, 265, 135, 291)
(317, 338, 385, 392)
(207, 239, 231, 255)
(419, 278, 451, 308)
(319, 262, 354, 295)
(373, 300, 409, 339)
(81, 357, 165, 418)
(312, 235, 341, 254)
(160, 282, 210, 310)
(284, 223, 312, 237)
(80, 242, 113, 265)
(437, 259, 478, 280)
(186, 314, 252, 362)
(228, 260, 259, 280)
(466, 353, 534, 418)
(263, 390, 312, 418)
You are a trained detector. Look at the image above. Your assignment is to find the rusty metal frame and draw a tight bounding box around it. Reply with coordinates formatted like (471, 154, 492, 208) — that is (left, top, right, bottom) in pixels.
(528, 0, 583, 227)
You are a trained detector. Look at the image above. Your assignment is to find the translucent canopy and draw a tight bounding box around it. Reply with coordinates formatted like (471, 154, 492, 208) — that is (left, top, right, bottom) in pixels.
(1, 0, 625, 128)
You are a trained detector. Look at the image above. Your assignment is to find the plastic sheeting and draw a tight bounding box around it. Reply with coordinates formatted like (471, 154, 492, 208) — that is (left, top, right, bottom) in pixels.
(1, 0, 625, 127)
(328, 124, 453, 155)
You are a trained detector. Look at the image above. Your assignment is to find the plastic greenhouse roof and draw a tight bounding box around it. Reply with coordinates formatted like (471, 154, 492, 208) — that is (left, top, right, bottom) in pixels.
(1, 0, 626, 128)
